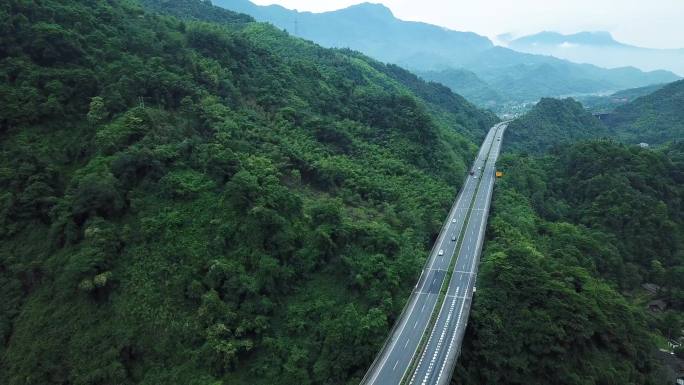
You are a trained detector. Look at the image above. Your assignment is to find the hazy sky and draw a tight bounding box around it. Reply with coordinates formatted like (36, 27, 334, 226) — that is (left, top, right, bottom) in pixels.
(251, 0, 684, 49)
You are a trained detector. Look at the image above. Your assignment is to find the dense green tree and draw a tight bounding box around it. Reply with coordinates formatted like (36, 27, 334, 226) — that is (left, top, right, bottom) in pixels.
(455, 140, 683, 385)
(0, 0, 496, 384)
(603, 79, 684, 144)
(505, 97, 611, 154)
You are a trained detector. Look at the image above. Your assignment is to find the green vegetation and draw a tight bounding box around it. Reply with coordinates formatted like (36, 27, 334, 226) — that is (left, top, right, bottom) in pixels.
(416, 69, 503, 108)
(604, 79, 684, 144)
(508, 80, 684, 154)
(455, 140, 683, 384)
(505, 98, 611, 153)
(2, 0, 682, 384)
(576, 83, 667, 113)
(0, 0, 499, 384)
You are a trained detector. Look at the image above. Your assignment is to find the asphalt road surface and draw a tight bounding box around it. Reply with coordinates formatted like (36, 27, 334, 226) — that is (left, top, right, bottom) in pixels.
(361, 122, 507, 385)
(407, 123, 506, 385)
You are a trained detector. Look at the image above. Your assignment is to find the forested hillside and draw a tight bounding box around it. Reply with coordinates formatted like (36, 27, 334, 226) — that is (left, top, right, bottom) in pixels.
(507, 80, 683, 153)
(0, 0, 498, 384)
(504, 98, 610, 153)
(416, 68, 503, 108)
(576, 83, 667, 113)
(456, 141, 683, 384)
(603, 79, 684, 144)
(140, 0, 497, 142)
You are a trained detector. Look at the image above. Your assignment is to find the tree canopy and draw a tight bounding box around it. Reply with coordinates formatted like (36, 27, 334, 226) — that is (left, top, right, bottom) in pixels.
(455, 140, 683, 385)
(0, 0, 497, 384)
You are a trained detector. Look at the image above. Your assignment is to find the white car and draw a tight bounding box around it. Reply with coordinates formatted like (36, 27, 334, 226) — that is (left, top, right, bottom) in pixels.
(438, 249, 444, 256)
(452, 218, 456, 223)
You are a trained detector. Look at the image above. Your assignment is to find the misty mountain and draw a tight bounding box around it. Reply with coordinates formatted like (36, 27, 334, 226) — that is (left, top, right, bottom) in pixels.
(506, 31, 622, 46)
(213, 0, 492, 67)
(419, 53, 675, 107)
(507, 31, 684, 76)
(215, 0, 680, 107)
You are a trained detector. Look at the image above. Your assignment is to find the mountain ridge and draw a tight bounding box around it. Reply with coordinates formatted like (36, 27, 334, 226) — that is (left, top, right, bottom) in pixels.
(508, 31, 625, 47)
(214, 0, 494, 67)
(214, 0, 681, 107)
(508, 31, 684, 76)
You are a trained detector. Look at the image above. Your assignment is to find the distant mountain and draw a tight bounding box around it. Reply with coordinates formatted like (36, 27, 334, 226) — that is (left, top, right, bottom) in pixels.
(603, 80, 684, 144)
(214, 0, 492, 68)
(457, 48, 676, 104)
(508, 31, 684, 76)
(505, 98, 610, 153)
(507, 31, 623, 46)
(215, 1, 681, 107)
(611, 83, 668, 100)
(415, 69, 503, 107)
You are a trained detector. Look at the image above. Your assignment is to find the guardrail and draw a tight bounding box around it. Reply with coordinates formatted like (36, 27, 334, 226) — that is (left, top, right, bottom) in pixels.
(435, 124, 506, 385)
(402, 124, 504, 385)
(359, 162, 472, 385)
(359, 124, 501, 385)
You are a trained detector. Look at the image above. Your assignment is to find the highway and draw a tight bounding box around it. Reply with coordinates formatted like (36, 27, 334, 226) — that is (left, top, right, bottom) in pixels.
(360, 122, 507, 385)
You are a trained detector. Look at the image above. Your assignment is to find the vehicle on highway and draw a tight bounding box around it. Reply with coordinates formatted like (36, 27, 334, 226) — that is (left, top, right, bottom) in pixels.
(360, 123, 505, 385)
